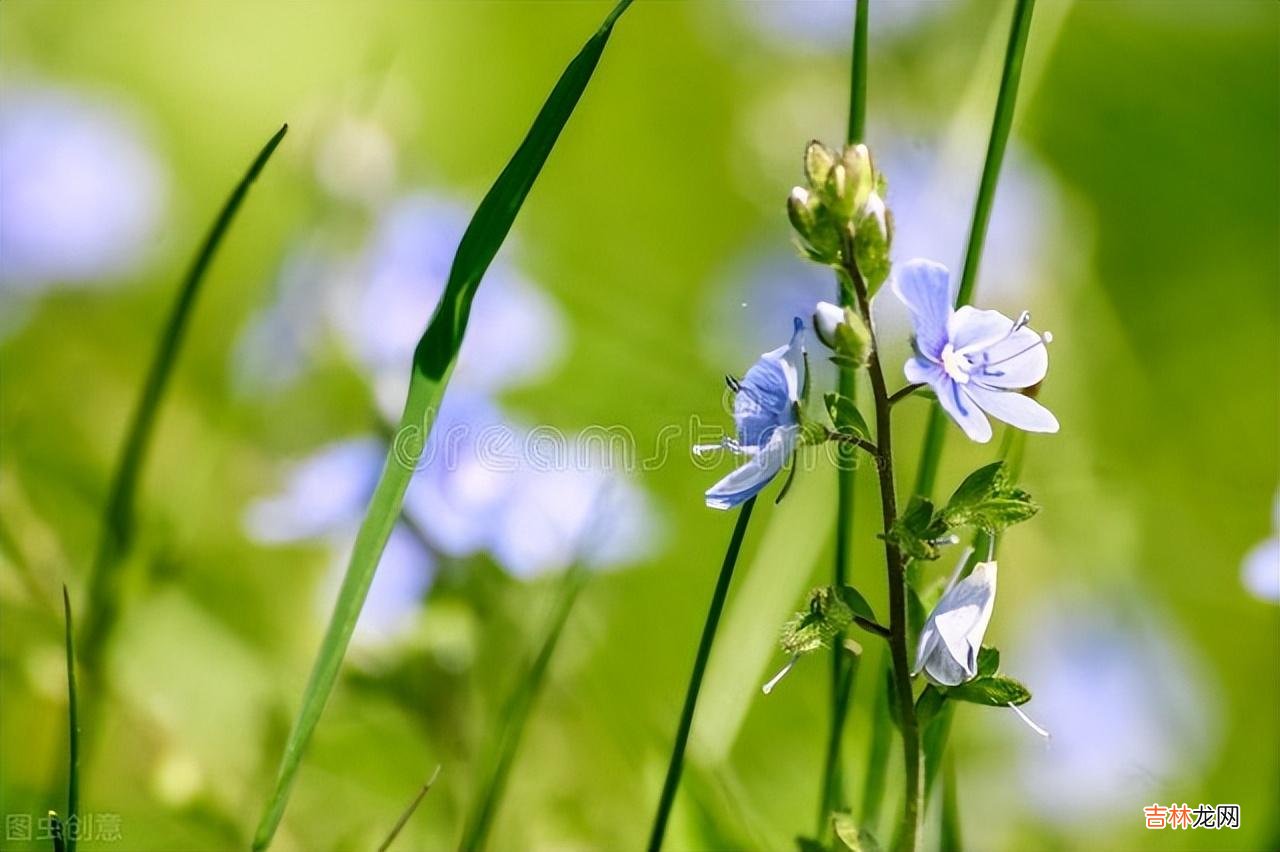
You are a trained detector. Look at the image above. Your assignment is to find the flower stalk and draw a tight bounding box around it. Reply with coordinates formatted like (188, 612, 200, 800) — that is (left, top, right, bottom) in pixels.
(842, 243, 923, 851)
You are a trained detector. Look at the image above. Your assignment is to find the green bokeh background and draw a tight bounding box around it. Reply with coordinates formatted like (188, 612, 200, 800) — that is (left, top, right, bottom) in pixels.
(2, 1, 1276, 850)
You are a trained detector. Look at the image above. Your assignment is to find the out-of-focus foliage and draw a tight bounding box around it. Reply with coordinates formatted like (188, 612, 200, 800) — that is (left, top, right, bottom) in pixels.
(1, 2, 1276, 851)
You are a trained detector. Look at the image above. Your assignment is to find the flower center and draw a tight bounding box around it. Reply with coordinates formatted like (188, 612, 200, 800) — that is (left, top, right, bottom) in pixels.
(940, 343, 972, 384)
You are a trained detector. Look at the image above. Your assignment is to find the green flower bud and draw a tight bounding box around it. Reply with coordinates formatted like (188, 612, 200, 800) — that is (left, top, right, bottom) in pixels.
(812, 300, 872, 368)
(841, 143, 874, 214)
(803, 140, 836, 187)
(853, 189, 893, 293)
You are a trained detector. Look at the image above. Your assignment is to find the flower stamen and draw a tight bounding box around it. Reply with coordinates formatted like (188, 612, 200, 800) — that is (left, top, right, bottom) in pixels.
(762, 655, 799, 695)
(1008, 701, 1051, 740)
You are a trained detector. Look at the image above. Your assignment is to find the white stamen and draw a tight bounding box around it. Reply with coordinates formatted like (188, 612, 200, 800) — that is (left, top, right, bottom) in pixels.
(1011, 310, 1032, 332)
(942, 546, 975, 594)
(762, 656, 799, 695)
(987, 535, 996, 561)
(982, 330, 1052, 369)
(930, 534, 961, 547)
(940, 343, 971, 383)
(1042, 331, 1053, 343)
(1008, 701, 1051, 739)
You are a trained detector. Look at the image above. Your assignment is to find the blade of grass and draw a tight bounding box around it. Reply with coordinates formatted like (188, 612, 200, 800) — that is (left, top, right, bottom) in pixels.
(648, 497, 758, 852)
(912, 0, 1037, 499)
(80, 123, 289, 673)
(378, 765, 442, 852)
(252, 5, 632, 847)
(458, 566, 587, 851)
(62, 586, 80, 852)
(822, 0, 869, 833)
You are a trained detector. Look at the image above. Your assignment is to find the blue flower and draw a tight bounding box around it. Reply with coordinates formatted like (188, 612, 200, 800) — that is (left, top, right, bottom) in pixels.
(701, 317, 805, 509)
(893, 259, 1058, 443)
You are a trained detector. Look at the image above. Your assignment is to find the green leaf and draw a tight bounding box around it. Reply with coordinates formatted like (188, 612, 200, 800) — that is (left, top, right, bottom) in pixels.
(824, 392, 871, 439)
(885, 495, 950, 561)
(252, 6, 632, 848)
(832, 811, 882, 851)
(81, 123, 288, 672)
(948, 675, 1031, 707)
(795, 836, 827, 852)
(836, 584, 877, 623)
(940, 461, 1039, 533)
(799, 419, 830, 447)
(62, 587, 79, 852)
(976, 646, 1000, 678)
(780, 586, 853, 656)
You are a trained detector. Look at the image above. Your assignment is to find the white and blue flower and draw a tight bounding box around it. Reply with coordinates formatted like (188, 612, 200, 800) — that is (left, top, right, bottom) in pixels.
(913, 560, 998, 687)
(700, 317, 805, 510)
(894, 259, 1058, 443)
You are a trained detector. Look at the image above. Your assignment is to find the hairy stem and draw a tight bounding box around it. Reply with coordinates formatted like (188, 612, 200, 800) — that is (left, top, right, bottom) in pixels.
(648, 497, 757, 852)
(846, 250, 920, 851)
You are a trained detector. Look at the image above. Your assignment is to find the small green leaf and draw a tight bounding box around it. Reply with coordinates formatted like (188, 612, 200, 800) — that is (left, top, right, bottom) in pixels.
(832, 811, 882, 851)
(976, 646, 1000, 678)
(780, 586, 853, 656)
(940, 461, 1039, 533)
(885, 495, 950, 561)
(824, 392, 870, 439)
(836, 584, 877, 623)
(948, 675, 1031, 707)
(795, 836, 827, 852)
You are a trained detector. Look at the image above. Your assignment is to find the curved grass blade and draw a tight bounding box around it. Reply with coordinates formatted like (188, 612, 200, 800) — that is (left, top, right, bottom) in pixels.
(458, 567, 586, 851)
(62, 586, 80, 852)
(377, 765, 442, 852)
(80, 124, 289, 672)
(912, 0, 1036, 500)
(252, 5, 632, 847)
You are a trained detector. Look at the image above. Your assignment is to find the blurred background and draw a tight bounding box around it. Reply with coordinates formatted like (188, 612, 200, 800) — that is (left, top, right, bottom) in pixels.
(1, 1, 1276, 849)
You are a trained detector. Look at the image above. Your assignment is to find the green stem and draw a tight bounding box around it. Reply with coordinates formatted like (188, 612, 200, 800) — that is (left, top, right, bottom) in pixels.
(912, 0, 1037, 500)
(62, 586, 79, 852)
(821, 0, 870, 831)
(939, 754, 962, 852)
(845, 252, 920, 851)
(459, 568, 586, 851)
(648, 498, 757, 852)
(80, 124, 288, 673)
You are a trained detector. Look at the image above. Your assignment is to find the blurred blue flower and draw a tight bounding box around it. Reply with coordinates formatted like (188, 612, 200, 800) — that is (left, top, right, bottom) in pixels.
(913, 560, 998, 687)
(730, 1, 946, 53)
(0, 82, 165, 295)
(320, 524, 435, 647)
(243, 437, 384, 543)
(699, 317, 805, 509)
(331, 193, 565, 395)
(1011, 601, 1216, 823)
(894, 259, 1057, 443)
(1241, 491, 1279, 603)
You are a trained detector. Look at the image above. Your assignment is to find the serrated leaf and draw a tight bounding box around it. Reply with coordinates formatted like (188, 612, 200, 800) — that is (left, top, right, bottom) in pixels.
(780, 586, 853, 656)
(885, 495, 950, 561)
(941, 461, 1039, 533)
(976, 646, 1000, 678)
(948, 675, 1031, 707)
(824, 392, 871, 439)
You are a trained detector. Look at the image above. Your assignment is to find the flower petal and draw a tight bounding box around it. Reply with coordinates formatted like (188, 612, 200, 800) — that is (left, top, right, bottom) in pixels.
(892, 259, 954, 360)
(937, 380, 993, 443)
(966, 386, 1059, 433)
(734, 318, 804, 446)
(949, 306, 1015, 354)
(923, 561, 998, 685)
(904, 354, 944, 387)
(971, 326, 1048, 389)
(704, 425, 796, 510)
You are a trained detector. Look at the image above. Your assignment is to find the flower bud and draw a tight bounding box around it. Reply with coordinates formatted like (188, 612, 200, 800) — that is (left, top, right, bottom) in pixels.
(812, 301, 845, 349)
(803, 140, 836, 187)
(841, 143, 874, 213)
(812, 301, 871, 368)
(853, 189, 892, 293)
